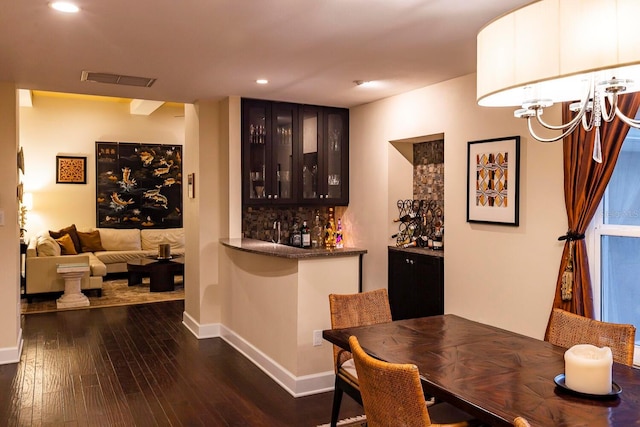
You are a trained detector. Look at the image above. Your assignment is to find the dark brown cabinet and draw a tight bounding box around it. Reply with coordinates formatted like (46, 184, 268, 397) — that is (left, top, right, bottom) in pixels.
(242, 98, 348, 206)
(388, 247, 443, 320)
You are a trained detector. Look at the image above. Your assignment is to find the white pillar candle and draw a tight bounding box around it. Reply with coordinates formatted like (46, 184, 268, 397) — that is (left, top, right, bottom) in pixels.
(564, 344, 613, 395)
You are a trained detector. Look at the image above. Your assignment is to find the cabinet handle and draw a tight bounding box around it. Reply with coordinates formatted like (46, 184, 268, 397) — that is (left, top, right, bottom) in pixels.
(268, 194, 272, 199)
(325, 194, 329, 199)
(320, 195, 324, 199)
(274, 195, 278, 199)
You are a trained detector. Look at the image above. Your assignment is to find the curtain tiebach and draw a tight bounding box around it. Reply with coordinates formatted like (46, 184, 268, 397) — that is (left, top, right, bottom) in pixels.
(558, 231, 585, 301)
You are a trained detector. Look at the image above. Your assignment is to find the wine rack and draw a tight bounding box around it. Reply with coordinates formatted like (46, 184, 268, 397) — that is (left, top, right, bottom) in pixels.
(392, 199, 443, 247)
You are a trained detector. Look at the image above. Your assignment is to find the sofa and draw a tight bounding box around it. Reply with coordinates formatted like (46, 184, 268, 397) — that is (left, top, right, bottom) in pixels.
(26, 226, 184, 300)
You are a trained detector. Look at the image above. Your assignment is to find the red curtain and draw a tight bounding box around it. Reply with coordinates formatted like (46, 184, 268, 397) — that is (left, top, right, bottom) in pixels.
(552, 93, 640, 317)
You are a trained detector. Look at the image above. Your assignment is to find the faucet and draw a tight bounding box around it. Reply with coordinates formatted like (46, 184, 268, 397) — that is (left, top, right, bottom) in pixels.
(273, 221, 281, 244)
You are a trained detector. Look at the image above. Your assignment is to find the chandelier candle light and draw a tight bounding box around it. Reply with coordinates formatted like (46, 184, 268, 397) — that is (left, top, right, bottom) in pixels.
(476, 0, 640, 162)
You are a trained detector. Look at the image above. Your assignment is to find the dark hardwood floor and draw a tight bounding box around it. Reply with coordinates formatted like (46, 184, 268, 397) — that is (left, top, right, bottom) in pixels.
(0, 301, 362, 426)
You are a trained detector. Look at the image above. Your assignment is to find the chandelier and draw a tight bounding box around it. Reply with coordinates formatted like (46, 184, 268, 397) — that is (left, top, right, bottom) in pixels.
(476, 0, 640, 163)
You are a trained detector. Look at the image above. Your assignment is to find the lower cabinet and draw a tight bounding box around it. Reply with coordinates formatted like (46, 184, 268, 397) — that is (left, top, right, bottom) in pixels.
(388, 247, 444, 320)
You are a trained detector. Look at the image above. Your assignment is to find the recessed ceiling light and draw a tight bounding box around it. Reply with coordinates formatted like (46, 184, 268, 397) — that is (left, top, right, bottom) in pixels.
(50, 2, 80, 13)
(354, 80, 374, 87)
(256, 79, 269, 85)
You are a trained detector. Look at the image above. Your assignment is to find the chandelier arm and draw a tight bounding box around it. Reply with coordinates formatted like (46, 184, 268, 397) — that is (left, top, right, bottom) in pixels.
(534, 104, 586, 131)
(614, 107, 640, 128)
(527, 116, 582, 143)
(600, 92, 617, 123)
(581, 106, 595, 132)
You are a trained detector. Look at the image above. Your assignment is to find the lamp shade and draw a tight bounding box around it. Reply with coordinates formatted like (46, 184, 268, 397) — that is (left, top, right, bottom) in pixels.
(477, 0, 640, 107)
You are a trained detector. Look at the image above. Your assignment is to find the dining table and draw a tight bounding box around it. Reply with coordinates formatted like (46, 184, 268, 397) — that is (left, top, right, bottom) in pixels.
(322, 314, 640, 427)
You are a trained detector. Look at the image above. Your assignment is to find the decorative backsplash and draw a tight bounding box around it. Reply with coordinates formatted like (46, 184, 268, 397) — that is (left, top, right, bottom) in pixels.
(242, 206, 330, 243)
(413, 139, 444, 219)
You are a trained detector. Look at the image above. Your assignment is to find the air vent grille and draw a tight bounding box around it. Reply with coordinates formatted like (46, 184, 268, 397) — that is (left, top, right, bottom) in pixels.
(81, 71, 156, 88)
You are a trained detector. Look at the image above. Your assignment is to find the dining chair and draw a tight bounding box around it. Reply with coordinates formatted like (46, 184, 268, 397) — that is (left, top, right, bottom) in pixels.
(545, 308, 636, 366)
(513, 416, 531, 427)
(348, 335, 478, 427)
(328, 289, 393, 427)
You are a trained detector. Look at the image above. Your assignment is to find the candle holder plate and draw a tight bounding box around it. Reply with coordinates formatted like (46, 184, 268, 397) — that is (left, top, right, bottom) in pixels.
(554, 373, 621, 399)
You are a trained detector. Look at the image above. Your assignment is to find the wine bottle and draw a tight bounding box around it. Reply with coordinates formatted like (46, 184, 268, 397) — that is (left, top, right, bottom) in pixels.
(335, 219, 344, 249)
(312, 214, 323, 248)
(393, 213, 416, 223)
(291, 223, 302, 247)
(301, 220, 311, 248)
(432, 224, 443, 250)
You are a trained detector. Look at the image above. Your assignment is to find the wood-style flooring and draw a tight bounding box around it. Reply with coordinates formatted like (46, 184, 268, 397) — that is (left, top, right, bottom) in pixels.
(0, 300, 362, 426)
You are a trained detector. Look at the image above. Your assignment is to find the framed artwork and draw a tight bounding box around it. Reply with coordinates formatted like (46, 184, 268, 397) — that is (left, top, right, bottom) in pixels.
(18, 147, 24, 173)
(95, 141, 182, 229)
(187, 173, 195, 198)
(466, 136, 520, 226)
(56, 155, 87, 184)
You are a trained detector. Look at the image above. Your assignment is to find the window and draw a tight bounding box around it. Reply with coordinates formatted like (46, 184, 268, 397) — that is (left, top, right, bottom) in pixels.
(588, 113, 640, 366)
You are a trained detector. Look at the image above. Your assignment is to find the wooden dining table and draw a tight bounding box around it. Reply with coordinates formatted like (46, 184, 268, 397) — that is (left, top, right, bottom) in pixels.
(323, 314, 640, 427)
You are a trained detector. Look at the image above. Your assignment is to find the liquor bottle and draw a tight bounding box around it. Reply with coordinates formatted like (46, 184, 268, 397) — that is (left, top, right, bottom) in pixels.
(291, 223, 302, 247)
(324, 218, 336, 249)
(432, 223, 443, 250)
(301, 220, 311, 248)
(335, 219, 344, 249)
(311, 214, 323, 248)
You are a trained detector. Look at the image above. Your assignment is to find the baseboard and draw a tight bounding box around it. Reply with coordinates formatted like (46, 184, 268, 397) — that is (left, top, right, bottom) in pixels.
(220, 324, 335, 397)
(182, 310, 221, 339)
(0, 328, 23, 365)
(181, 315, 334, 396)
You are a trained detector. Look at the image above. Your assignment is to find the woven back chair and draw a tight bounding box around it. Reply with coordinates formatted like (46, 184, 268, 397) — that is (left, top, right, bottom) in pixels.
(328, 289, 393, 426)
(349, 335, 474, 427)
(513, 417, 531, 427)
(545, 308, 636, 366)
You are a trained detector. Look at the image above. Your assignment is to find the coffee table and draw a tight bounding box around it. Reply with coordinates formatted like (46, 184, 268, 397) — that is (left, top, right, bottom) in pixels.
(126, 257, 184, 292)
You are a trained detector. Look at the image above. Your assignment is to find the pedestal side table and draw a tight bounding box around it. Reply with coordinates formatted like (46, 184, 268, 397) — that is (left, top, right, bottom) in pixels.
(56, 263, 90, 309)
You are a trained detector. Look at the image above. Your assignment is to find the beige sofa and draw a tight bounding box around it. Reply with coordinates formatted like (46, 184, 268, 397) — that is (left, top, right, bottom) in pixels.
(26, 227, 184, 300)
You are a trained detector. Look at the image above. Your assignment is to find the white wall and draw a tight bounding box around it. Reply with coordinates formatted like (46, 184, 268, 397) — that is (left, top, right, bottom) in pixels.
(349, 73, 567, 339)
(19, 93, 185, 239)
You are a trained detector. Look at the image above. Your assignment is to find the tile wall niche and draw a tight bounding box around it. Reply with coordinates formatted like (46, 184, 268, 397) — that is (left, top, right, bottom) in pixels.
(413, 139, 444, 222)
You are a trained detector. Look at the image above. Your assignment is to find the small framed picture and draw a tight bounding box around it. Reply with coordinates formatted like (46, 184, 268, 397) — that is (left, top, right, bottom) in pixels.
(56, 155, 87, 184)
(188, 173, 195, 198)
(466, 136, 520, 226)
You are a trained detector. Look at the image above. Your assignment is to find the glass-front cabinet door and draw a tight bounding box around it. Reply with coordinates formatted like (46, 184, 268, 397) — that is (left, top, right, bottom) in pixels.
(271, 103, 296, 203)
(301, 106, 320, 201)
(243, 100, 269, 202)
(322, 108, 349, 205)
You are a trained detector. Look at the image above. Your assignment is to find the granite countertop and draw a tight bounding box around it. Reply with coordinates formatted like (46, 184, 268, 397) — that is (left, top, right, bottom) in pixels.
(388, 245, 444, 258)
(221, 238, 367, 259)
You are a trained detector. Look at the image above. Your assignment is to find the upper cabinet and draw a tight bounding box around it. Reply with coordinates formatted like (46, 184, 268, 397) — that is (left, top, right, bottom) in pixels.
(242, 99, 298, 205)
(242, 98, 348, 206)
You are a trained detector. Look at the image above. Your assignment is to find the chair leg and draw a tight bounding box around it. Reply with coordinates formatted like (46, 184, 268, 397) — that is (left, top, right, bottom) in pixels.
(330, 377, 344, 427)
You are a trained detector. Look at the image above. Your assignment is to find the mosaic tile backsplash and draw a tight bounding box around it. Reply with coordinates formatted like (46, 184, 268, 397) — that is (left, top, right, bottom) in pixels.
(242, 206, 330, 243)
(413, 139, 444, 218)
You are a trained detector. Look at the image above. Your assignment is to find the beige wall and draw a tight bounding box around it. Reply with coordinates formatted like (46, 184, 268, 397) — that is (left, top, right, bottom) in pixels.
(349, 73, 567, 339)
(19, 93, 185, 239)
(0, 82, 21, 362)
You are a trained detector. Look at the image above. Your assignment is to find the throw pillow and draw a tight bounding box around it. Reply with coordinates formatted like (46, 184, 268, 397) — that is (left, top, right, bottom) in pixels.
(55, 233, 78, 255)
(49, 224, 82, 254)
(36, 234, 62, 257)
(77, 230, 105, 252)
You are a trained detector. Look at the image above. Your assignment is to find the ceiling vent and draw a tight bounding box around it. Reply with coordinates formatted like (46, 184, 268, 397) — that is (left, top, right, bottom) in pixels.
(81, 71, 156, 88)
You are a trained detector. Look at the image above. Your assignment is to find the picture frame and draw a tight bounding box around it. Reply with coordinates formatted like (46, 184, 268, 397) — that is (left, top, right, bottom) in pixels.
(466, 136, 520, 226)
(17, 147, 24, 174)
(188, 173, 195, 198)
(56, 155, 87, 184)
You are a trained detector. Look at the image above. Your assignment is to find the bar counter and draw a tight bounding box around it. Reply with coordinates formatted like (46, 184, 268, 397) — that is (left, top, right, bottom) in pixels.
(220, 237, 367, 259)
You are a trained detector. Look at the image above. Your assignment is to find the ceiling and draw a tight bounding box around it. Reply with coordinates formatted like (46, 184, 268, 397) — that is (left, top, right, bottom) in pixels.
(0, 0, 533, 108)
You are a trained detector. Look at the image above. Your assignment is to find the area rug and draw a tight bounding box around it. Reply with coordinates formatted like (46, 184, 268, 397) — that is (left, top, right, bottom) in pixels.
(316, 415, 366, 427)
(21, 276, 184, 314)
